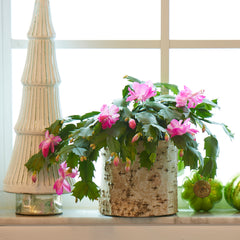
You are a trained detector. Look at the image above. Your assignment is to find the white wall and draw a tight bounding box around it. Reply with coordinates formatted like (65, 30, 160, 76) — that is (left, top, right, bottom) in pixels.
(2, 226, 240, 240)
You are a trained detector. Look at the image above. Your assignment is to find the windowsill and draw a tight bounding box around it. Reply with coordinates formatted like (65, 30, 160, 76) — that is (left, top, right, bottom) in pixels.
(1, 189, 240, 226)
(2, 209, 240, 240)
(1, 208, 240, 226)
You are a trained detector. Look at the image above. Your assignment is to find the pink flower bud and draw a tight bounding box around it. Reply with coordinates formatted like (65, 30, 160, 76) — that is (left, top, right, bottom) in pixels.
(111, 152, 115, 157)
(125, 165, 130, 172)
(164, 133, 170, 142)
(147, 136, 153, 142)
(80, 156, 87, 162)
(129, 119, 136, 129)
(113, 156, 120, 167)
(179, 149, 184, 158)
(131, 133, 142, 143)
(125, 158, 131, 172)
(202, 124, 206, 133)
(90, 143, 96, 150)
(32, 172, 37, 183)
(56, 155, 60, 162)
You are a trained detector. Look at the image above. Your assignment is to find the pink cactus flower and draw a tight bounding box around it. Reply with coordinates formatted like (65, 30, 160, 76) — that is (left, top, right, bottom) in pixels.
(176, 86, 205, 108)
(53, 178, 71, 195)
(39, 130, 62, 158)
(98, 104, 120, 129)
(129, 119, 136, 129)
(126, 81, 157, 102)
(53, 161, 78, 195)
(167, 118, 199, 138)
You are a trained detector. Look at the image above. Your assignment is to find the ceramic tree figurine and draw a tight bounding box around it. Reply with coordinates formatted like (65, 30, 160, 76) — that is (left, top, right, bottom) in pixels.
(3, 0, 71, 215)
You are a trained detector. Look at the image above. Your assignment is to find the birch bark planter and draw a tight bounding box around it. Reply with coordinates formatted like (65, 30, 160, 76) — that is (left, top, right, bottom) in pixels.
(99, 141, 178, 217)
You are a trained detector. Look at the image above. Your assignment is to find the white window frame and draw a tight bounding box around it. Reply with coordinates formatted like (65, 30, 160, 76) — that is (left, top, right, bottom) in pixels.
(0, 0, 12, 193)
(1, 0, 240, 209)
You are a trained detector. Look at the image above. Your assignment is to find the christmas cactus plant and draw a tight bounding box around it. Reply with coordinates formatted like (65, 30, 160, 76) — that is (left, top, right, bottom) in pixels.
(25, 76, 233, 202)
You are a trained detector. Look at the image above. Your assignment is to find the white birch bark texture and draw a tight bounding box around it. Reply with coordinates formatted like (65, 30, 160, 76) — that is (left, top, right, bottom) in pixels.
(99, 141, 178, 217)
(3, 0, 72, 194)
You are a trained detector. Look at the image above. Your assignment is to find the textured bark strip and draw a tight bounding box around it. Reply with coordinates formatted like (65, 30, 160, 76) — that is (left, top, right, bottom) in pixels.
(99, 141, 178, 217)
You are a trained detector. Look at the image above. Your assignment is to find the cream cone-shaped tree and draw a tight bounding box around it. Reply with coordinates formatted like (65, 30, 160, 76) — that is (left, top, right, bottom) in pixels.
(4, 0, 70, 215)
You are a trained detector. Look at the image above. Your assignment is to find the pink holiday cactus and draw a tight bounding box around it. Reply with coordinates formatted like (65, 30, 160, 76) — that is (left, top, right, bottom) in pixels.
(39, 130, 62, 158)
(98, 104, 120, 129)
(176, 86, 205, 109)
(167, 118, 199, 138)
(126, 81, 157, 102)
(53, 161, 78, 195)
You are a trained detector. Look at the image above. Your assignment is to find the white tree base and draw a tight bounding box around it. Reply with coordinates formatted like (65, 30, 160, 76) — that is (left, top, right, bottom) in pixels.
(16, 193, 62, 215)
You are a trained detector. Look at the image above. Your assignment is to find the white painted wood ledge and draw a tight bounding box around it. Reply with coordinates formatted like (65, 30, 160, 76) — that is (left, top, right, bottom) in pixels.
(1, 209, 240, 226)
(1, 191, 240, 240)
(2, 209, 240, 240)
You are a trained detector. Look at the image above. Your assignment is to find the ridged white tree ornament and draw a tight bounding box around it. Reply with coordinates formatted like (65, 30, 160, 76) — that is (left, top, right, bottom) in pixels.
(4, 0, 66, 196)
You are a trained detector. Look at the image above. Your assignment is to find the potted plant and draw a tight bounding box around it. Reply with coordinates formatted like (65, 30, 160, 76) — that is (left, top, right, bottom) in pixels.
(25, 75, 233, 216)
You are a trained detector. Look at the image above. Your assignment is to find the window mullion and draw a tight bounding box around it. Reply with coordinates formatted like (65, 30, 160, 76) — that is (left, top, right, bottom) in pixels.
(170, 40, 240, 48)
(161, 0, 170, 85)
(11, 40, 161, 49)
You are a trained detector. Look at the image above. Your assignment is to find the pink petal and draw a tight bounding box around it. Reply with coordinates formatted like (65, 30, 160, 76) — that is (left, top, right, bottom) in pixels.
(58, 166, 66, 178)
(53, 136, 62, 145)
(66, 167, 78, 178)
(167, 118, 198, 138)
(100, 104, 109, 114)
(98, 104, 120, 129)
(41, 141, 50, 157)
(50, 142, 55, 153)
(53, 178, 64, 195)
(60, 161, 68, 171)
(45, 130, 50, 138)
(62, 179, 71, 193)
(109, 104, 119, 114)
(126, 88, 137, 102)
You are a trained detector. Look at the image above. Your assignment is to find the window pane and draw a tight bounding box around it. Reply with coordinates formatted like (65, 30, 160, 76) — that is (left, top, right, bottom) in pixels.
(11, 0, 161, 40)
(170, 49, 240, 184)
(12, 48, 160, 128)
(12, 50, 26, 130)
(11, 0, 35, 39)
(170, 0, 240, 40)
(57, 49, 161, 117)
